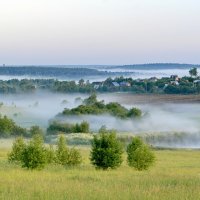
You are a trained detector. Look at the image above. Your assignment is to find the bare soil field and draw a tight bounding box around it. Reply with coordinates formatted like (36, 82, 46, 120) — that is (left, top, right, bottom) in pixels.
(101, 93, 200, 104)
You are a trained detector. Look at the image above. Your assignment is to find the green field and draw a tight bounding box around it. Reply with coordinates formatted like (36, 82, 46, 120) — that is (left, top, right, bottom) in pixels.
(0, 146, 200, 200)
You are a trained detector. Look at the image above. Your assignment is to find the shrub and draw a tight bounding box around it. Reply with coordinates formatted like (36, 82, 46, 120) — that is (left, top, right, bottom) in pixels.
(55, 135, 69, 165)
(55, 135, 82, 166)
(45, 144, 56, 164)
(79, 121, 89, 133)
(8, 137, 26, 162)
(127, 137, 155, 170)
(67, 148, 82, 166)
(90, 130, 123, 170)
(21, 134, 47, 169)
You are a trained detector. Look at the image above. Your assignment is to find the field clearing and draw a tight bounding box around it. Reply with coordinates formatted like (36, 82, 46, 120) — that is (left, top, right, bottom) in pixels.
(0, 147, 200, 200)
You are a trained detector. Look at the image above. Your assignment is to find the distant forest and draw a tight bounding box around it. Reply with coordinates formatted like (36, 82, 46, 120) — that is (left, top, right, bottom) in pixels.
(0, 67, 107, 77)
(114, 63, 200, 70)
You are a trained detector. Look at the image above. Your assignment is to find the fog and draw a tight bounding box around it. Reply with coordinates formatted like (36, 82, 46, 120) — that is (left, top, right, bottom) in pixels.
(1, 92, 200, 148)
(0, 67, 195, 81)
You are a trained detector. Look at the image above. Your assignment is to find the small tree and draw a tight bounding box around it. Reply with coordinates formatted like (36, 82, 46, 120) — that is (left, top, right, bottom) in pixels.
(55, 135, 68, 165)
(45, 144, 56, 164)
(8, 137, 26, 162)
(127, 108, 142, 118)
(127, 137, 155, 171)
(67, 148, 82, 166)
(189, 67, 198, 77)
(80, 121, 89, 133)
(29, 126, 44, 137)
(90, 130, 123, 170)
(83, 93, 97, 105)
(21, 134, 47, 169)
(55, 135, 82, 166)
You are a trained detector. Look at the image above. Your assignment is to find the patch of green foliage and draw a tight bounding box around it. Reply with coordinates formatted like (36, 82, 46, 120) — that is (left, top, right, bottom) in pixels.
(0, 115, 27, 137)
(127, 137, 155, 170)
(55, 135, 82, 166)
(62, 94, 142, 119)
(8, 137, 26, 163)
(90, 128, 123, 170)
(8, 134, 82, 169)
(47, 121, 90, 135)
(21, 135, 48, 170)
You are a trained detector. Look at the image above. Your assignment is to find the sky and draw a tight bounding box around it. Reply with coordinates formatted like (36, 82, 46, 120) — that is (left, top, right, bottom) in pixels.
(0, 0, 200, 65)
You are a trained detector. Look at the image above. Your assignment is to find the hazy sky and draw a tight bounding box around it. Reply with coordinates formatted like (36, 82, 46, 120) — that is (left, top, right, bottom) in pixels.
(0, 0, 200, 65)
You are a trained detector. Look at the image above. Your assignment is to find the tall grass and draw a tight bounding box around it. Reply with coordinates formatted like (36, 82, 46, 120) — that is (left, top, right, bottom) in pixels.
(0, 148, 200, 200)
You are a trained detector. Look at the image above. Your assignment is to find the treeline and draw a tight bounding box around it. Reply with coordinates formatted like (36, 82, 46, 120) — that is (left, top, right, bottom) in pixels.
(0, 115, 91, 137)
(62, 94, 142, 119)
(0, 67, 107, 77)
(0, 74, 200, 94)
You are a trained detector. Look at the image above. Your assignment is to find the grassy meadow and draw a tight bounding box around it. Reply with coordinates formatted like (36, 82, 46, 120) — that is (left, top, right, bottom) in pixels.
(0, 144, 200, 200)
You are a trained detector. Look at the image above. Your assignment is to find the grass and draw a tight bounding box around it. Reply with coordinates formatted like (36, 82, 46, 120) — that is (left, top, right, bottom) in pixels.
(0, 147, 200, 200)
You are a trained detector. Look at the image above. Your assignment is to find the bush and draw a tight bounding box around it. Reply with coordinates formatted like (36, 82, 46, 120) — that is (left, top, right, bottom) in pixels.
(45, 144, 56, 164)
(8, 137, 26, 162)
(90, 130, 123, 170)
(127, 137, 155, 170)
(21, 134, 47, 169)
(55, 135, 69, 165)
(55, 135, 82, 166)
(67, 148, 82, 166)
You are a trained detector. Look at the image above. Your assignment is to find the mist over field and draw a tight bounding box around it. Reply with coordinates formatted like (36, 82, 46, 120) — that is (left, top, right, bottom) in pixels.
(0, 64, 199, 81)
(1, 91, 200, 148)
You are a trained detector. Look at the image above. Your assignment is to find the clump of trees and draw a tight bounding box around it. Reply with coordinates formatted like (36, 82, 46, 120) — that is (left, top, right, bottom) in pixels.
(8, 134, 82, 169)
(47, 121, 90, 135)
(63, 94, 142, 119)
(7, 123, 155, 171)
(0, 115, 46, 138)
(90, 127, 155, 171)
(0, 115, 27, 137)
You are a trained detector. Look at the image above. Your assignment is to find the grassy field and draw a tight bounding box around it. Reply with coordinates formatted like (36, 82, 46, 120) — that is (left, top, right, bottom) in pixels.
(0, 147, 200, 200)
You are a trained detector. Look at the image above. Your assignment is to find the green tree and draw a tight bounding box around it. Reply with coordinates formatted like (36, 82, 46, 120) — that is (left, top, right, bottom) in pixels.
(55, 135, 68, 165)
(55, 135, 82, 166)
(189, 67, 198, 77)
(67, 148, 82, 166)
(127, 108, 142, 118)
(90, 131, 123, 170)
(29, 126, 43, 137)
(80, 121, 89, 133)
(83, 93, 97, 105)
(0, 115, 15, 137)
(45, 144, 56, 164)
(21, 134, 47, 169)
(8, 137, 26, 162)
(127, 137, 155, 171)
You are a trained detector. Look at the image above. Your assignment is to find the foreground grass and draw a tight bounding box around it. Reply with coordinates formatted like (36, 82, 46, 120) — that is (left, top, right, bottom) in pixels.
(0, 148, 200, 200)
